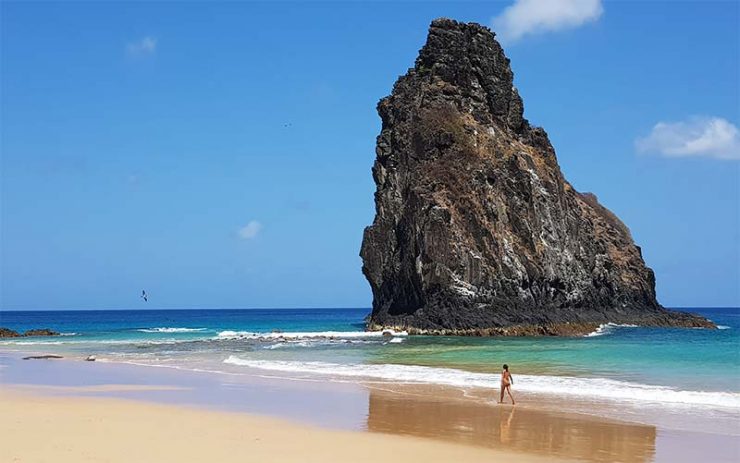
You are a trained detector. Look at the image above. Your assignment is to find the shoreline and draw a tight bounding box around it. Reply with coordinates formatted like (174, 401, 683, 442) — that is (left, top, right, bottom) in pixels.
(2, 351, 739, 462)
(4, 347, 740, 433)
(1, 388, 565, 463)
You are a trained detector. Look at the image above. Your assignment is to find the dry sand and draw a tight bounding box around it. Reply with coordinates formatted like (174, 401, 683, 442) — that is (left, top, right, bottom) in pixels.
(1, 388, 573, 463)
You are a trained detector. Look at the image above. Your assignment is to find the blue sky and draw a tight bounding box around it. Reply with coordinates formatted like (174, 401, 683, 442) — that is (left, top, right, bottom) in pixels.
(1, 1, 738, 310)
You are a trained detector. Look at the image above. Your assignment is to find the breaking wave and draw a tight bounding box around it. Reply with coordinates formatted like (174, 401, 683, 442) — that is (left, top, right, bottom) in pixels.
(584, 323, 638, 337)
(223, 357, 740, 409)
(0, 339, 183, 346)
(137, 327, 208, 333)
(215, 329, 407, 340)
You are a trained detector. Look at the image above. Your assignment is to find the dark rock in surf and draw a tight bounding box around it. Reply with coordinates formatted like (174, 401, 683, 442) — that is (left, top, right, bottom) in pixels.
(0, 328, 20, 338)
(0, 327, 60, 338)
(23, 329, 60, 337)
(360, 18, 714, 336)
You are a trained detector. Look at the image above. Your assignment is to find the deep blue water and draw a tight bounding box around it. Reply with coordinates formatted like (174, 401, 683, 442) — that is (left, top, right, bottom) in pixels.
(0, 307, 368, 338)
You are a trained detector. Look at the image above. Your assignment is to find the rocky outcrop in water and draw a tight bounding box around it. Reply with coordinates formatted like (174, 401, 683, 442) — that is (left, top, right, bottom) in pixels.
(0, 328, 60, 338)
(23, 328, 60, 337)
(360, 19, 713, 335)
(0, 328, 20, 338)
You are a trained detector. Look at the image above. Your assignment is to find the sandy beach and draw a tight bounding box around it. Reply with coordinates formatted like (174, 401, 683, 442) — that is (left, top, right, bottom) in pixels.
(1, 387, 569, 463)
(2, 352, 738, 462)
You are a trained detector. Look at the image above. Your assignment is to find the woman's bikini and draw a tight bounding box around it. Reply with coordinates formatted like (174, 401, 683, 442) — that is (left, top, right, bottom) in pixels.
(501, 370, 511, 387)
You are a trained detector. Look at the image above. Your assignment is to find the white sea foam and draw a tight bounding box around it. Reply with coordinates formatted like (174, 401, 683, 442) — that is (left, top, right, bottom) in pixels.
(0, 339, 182, 346)
(262, 342, 308, 350)
(717, 325, 731, 330)
(216, 329, 408, 340)
(584, 323, 638, 337)
(223, 357, 740, 410)
(137, 327, 208, 333)
(261, 338, 379, 350)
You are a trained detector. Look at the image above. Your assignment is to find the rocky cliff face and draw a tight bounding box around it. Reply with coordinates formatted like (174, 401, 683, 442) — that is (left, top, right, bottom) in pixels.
(360, 19, 713, 335)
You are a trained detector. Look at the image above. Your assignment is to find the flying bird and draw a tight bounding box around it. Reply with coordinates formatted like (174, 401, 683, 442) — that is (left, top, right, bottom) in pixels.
(141, 290, 148, 302)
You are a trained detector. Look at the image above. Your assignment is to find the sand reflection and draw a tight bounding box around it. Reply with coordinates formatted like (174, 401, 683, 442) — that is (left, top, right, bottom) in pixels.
(365, 387, 656, 462)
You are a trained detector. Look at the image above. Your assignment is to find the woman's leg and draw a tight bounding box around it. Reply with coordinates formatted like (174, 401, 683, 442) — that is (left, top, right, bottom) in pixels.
(499, 385, 504, 403)
(506, 385, 515, 405)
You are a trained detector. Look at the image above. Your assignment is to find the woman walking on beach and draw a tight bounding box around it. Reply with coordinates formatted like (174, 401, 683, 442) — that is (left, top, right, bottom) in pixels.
(499, 364, 515, 405)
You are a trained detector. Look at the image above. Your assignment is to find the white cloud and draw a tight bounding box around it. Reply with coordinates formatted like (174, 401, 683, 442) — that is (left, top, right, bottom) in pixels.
(492, 0, 603, 42)
(636, 116, 740, 161)
(238, 221, 263, 240)
(127, 37, 157, 56)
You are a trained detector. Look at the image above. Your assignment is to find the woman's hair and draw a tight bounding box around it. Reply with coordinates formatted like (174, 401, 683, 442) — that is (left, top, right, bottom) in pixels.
(503, 364, 509, 370)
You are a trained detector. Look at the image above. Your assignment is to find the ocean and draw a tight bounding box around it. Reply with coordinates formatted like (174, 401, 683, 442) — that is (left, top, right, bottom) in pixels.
(1, 307, 738, 433)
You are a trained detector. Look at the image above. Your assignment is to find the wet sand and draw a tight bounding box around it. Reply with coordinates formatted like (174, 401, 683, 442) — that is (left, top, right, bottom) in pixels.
(1, 352, 738, 462)
(364, 384, 658, 462)
(0, 389, 567, 463)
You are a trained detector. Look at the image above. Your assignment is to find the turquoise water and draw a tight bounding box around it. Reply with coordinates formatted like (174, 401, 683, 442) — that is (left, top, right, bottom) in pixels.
(1, 307, 738, 411)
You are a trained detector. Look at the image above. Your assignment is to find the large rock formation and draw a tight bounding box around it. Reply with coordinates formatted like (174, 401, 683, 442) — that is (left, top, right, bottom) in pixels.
(360, 19, 713, 335)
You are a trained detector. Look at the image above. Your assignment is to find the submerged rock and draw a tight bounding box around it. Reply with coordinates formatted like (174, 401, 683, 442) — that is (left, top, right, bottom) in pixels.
(0, 327, 60, 338)
(360, 19, 713, 336)
(0, 328, 20, 338)
(23, 328, 60, 337)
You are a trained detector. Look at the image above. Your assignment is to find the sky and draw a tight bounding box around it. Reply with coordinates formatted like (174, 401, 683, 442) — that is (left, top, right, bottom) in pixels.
(1, 0, 738, 310)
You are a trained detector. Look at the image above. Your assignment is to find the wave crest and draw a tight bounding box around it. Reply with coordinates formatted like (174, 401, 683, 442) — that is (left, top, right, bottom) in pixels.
(137, 327, 208, 333)
(223, 357, 740, 409)
(584, 323, 638, 337)
(215, 329, 407, 340)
